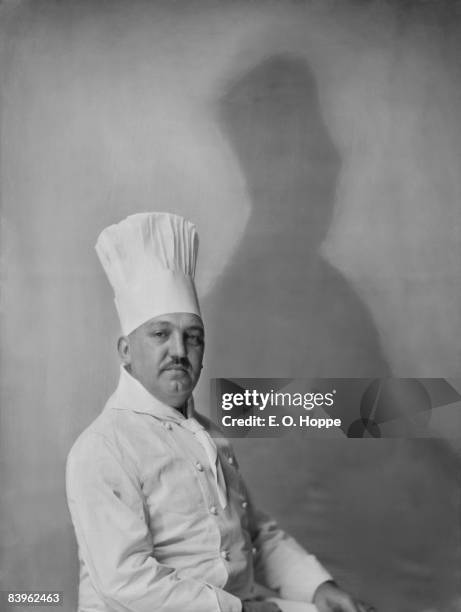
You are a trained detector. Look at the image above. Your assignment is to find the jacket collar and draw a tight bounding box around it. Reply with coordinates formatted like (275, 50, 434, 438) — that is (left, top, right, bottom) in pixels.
(111, 365, 195, 423)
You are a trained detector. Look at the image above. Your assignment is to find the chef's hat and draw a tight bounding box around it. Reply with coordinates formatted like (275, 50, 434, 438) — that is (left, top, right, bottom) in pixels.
(95, 212, 201, 335)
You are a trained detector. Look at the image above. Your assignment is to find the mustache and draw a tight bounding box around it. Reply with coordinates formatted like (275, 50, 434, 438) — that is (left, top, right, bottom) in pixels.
(161, 360, 191, 372)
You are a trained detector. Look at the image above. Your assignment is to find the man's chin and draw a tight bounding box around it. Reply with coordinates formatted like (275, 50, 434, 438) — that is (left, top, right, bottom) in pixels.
(152, 370, 200, 407)
(162, 376, 195, 402)
(168, 379, 192, 392)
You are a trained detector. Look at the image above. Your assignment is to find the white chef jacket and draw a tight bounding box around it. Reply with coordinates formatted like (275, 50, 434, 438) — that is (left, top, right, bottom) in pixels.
(66, 367, 332, 612)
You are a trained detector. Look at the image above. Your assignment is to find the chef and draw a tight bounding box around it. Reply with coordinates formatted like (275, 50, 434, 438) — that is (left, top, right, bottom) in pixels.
(66, 212, 373, 612)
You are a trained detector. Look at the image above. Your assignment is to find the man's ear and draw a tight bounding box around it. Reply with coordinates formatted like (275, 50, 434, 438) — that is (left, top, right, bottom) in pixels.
(117, 336, 132, 366)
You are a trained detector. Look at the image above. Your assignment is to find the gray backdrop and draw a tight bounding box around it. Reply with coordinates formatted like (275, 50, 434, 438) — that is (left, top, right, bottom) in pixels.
(1, 1, 461, 611)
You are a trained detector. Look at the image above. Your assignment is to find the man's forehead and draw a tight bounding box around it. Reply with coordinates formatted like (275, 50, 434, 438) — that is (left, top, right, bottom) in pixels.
(145, 313, 204, 329)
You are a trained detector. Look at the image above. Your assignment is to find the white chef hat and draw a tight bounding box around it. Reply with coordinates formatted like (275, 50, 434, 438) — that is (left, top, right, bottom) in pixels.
(95, 212, 201, 335)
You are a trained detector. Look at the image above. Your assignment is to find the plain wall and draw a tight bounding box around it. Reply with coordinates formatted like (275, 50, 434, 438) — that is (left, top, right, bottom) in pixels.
(1, 1, 461, 611)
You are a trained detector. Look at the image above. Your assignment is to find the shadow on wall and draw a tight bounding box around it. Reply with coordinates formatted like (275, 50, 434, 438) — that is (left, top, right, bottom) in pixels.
(201, 55, 461, 611)
(203, 54, 389, 379)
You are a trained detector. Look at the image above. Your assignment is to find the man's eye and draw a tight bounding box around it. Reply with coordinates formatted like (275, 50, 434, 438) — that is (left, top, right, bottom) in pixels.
(186, 334, 203, 346)
(152, 331, 167, 339)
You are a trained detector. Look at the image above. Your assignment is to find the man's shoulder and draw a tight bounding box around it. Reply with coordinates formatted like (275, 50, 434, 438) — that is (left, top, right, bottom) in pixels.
(66, 401, 121, 465)
(66, 393, 136, 463)
(66, 391, 171, 469)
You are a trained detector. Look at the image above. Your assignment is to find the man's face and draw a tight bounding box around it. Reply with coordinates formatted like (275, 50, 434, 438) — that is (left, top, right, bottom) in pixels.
(119, 312, 204, 409)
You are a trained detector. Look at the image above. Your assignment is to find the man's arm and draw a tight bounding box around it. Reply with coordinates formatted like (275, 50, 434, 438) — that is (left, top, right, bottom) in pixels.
(249, 503, 332, 603)
(66, 432, 241, 612)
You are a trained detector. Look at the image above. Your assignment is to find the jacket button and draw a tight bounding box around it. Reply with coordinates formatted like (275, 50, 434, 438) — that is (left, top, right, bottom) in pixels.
(252, 547, 257, 556)
(241, 500, 248, 509)
(220, 550, 230, 561)
(228, 456, 234, 465)
(210, 505, 218, 515)
(195, 461, 204, 472)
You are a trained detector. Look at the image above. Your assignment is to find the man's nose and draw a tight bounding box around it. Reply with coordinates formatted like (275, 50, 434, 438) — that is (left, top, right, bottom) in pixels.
(169, 331, 187, 359)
